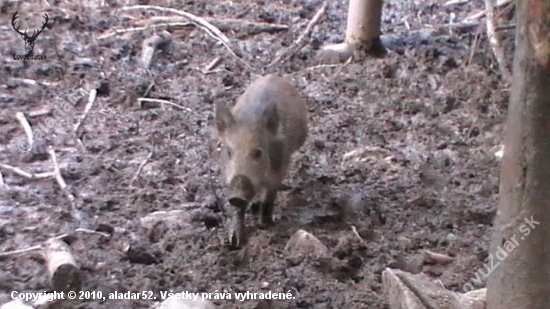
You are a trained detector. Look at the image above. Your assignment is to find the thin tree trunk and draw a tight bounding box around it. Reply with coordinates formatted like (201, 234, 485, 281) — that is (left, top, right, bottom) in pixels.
(345, 0, 383, 51)
(486, 0, 550, 308)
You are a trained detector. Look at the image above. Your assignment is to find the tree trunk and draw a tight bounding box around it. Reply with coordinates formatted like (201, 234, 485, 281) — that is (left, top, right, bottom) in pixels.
(345, 0, 383, 50)
(486, 1, 550, 308)
(315, 0, 384, 64)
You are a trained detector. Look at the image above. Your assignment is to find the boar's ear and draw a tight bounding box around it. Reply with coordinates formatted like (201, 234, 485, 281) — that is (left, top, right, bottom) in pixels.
(262, 103, 279, 134)
(215, 101, 235, 133)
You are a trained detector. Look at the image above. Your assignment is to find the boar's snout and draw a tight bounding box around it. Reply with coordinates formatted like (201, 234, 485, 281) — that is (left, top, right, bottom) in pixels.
(227, 175, 255, 208)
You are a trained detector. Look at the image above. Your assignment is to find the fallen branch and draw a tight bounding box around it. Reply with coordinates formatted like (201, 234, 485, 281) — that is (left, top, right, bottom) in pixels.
(15, 112, 34, 150)
(467, 23, 483, 67)
(268, 1, 328, 67)
(484, 0, 512, 83)
(140, 30, 172, 69)
(463, 0, 514, 21)
(118, 5, 255, 71)
(131, 150, 154, 184)
(0, 163, 54, 179)
(47, 146, 81, 224)
(423, 250, 456, 264)
(98, 23, 192, 39)
(47, 147, 75, 203)
(74, 88, 97, 136)
(28, 108, 53, 117)
(443, 0, 469, 6)
(99, 17, 288, 39)
(137, 98, 192, 112)
(0, 228, 110, 258)
(203, 56, 223, 72)
(0, 244, 43, 258)
(204, 17, 289, 34)
(350, 225, 363, 241)
(45, 238, 81, 292)
(160, 16, 289, 34)
(193, 57, 225, 75)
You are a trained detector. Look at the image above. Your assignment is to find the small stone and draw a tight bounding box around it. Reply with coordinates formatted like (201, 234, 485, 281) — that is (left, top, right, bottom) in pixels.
(140, 210, 191, 230)
(284, 229, 329, 258)
(446, 233, 457, 243)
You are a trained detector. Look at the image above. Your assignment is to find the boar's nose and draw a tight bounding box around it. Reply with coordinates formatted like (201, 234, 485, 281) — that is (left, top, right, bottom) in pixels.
(227, 175, 255, 208)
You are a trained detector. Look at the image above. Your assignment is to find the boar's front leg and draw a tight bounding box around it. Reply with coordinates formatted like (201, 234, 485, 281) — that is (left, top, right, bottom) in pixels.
(228, 203, 246, 249)
(258, 188, 277, 227)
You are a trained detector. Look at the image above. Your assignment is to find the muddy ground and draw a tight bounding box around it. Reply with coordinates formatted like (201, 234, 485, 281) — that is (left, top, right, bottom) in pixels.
(0, 0, 514, 308)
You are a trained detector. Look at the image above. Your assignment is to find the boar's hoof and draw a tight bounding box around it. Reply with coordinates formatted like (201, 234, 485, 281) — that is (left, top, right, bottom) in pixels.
(228, 175, 254, 207)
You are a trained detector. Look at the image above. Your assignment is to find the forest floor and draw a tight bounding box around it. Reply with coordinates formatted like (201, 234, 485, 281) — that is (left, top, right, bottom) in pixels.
(0, 0, 514, 308)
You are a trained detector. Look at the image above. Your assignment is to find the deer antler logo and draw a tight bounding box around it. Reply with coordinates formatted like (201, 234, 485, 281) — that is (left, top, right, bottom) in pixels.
(11, 11, 49, 56)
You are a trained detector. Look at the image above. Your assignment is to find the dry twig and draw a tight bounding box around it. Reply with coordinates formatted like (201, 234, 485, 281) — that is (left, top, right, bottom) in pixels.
(443, 0, 469, 6)
(47, 146, 82, 224)
(28, 108, 53, 117)
(463, 0, 514, 22)
(140, 30, 172, 69)
(0, 163, 54, 179)
(98, 23, 192, 39)
(101, 16, 289, 38)
(268, 1, 328, 67)
(131, 150, 154, 184)
(467, 23, 483, 66)
(484, 0, 511, 83)
(151, 16, 289, 34)
(204, 56, 223, 72)
(0, 245, 42, 258)
(74, 88, 97, 136)
(0, 228, 109, 258)
(15, 112, 34, 149)
(48, 147, 75, 202)
(350, 225, 363, 241)
(424, 250, 456, 264)
(118, 5, 255, 71)
(137, 98, 192, 112)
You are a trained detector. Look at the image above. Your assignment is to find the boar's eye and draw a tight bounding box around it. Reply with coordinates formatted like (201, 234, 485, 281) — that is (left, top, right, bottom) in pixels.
(251, 148, 262, 160)
(225, 147, 233, 158)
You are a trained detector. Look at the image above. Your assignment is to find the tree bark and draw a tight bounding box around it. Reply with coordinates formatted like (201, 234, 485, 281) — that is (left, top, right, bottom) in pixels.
(345, 0, 383, 49)
(486, 1, 550, 309)
(315, 0, 384, 64)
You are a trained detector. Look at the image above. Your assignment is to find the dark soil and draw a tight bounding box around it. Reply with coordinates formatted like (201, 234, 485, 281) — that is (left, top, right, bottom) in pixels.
(0, 0, 514, 308)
